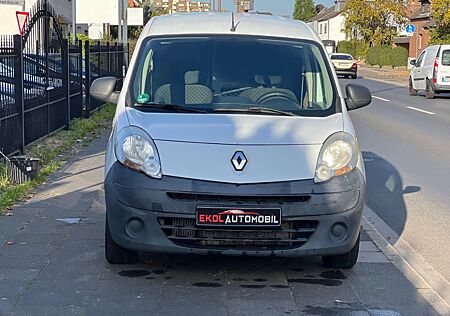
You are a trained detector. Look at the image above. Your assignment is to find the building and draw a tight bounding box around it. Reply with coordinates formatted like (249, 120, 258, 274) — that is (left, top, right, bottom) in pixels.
(152, 0, 211, 14)
(0, 0, 73, 36)
(234, 0, 254, 12)
(76, 0, 144, 40)
(394, 0, 434, 59)
(309, 0, 347, 45)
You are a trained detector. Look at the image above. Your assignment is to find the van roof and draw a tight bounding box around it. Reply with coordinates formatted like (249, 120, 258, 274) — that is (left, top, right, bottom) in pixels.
(144, 12, 319, 41)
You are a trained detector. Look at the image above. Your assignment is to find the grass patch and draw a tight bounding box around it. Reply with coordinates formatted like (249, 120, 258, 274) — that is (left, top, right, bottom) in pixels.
(0, 104, 116, 214)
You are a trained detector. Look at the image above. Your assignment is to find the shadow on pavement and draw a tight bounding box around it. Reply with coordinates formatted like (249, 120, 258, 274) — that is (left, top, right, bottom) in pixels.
(363, 151, 420, 239)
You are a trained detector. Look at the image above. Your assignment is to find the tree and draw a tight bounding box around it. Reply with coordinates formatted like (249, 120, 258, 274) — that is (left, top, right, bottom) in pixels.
(430, 0, 450, 44)
(139, 0, 169, 24)
(344, 0, 406, 47)
(293, 0, 317, 22)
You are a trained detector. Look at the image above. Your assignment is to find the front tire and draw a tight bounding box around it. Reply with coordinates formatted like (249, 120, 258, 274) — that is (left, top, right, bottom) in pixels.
(322, 233, 360, 269)
(105, 217, 138, 264)
(409, 77, 417, 96)
(425, 79, 435, 99)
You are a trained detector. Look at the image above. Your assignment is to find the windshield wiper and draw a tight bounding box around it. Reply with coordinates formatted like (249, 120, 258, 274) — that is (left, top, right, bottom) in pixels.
(212, 107, 296, 117)
(134, 102, 207, 113)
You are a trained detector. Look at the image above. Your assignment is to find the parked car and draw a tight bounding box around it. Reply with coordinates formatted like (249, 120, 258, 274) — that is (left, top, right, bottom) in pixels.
(330, 53, 358, 79)
(90, 13, 372, 269)
(409, 44, 450, 99)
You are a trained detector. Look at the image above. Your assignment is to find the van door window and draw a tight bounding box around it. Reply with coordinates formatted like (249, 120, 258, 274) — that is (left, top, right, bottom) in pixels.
(416, 51, 426, 67)
(442, 50, 450, 66)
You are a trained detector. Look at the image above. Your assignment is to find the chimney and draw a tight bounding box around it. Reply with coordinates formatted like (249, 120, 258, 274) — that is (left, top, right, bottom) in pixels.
(335, 0, 346, 12)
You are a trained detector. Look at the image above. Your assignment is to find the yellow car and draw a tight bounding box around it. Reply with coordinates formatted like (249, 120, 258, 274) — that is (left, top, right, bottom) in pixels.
(330, 53, 358, 79)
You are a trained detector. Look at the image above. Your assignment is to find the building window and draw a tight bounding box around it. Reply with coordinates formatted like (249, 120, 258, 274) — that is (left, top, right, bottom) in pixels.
(324, 24, 327, 34)
(419, 33, 423, 49)
(319, 24, 323, 34)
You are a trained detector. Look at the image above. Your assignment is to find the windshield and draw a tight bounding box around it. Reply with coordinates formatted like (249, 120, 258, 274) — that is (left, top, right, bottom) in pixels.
(131, 36, 337, 116)
(331, 54, 353, 61)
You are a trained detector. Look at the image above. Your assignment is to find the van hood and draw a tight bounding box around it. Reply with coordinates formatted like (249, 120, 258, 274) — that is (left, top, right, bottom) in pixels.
(125, 108, 343, 183)
(125, 108, 343, 145)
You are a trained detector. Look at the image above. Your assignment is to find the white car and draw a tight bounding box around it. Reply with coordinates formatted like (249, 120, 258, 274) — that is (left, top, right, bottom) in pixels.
(409, 44, 450, 99)
(90, 13, 372, 269)
(330, 53, 358, 79)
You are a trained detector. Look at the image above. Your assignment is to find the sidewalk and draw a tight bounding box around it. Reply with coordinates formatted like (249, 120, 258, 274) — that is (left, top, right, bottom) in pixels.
(358, 65, 409, 86)
(0, 130, 445, 316)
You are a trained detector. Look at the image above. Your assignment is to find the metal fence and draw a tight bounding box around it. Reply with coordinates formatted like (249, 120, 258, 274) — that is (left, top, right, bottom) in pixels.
(0, 0, 127, 157)
(86, 41, 127, 114)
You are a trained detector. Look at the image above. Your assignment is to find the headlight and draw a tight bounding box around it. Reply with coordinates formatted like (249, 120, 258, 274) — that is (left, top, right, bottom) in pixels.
(115, 126, 162, 179)
(314, 132, 359, 183)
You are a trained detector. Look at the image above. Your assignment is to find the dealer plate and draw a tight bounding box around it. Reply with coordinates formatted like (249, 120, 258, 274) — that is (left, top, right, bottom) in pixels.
(196, 207, 281, 227)
(443, 77, 450, 82)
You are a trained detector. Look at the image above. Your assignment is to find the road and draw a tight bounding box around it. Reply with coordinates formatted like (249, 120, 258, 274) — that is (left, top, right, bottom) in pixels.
(341, 77, 450, 282)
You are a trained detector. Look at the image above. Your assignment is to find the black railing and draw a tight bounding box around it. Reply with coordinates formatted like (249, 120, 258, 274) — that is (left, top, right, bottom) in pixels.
(0, 35, 127, 157)
(85, 41, 127, 115)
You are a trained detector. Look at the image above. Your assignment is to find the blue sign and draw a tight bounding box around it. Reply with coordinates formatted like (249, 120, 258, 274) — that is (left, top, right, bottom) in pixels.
(405, 24, 416, 33)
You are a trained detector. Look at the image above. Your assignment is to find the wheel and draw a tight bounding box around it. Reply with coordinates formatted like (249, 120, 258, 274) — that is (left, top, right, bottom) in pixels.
(409, 77, 417, 96)
(322, 233, 360, 269)
(351, 74, 357, 79)
(425, 79, 435, 99)
(105, 217, 138, 264)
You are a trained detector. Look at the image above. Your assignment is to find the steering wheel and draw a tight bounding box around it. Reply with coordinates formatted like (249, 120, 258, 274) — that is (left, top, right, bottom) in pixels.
(256, 91, 298, 105)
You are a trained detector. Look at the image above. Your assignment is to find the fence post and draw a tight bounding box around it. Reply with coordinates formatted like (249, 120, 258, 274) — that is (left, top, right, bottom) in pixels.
(77, 39, 83, 118)
(13, 35, 25, 154)
(63, 39, 70, 130)
(106, 41, 111, 76)
(84, 40, 90, 118)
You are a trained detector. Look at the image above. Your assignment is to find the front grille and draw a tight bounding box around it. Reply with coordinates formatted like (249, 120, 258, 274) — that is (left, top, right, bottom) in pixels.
(158, 216, 318, 250)
(167, 193, 311, 204)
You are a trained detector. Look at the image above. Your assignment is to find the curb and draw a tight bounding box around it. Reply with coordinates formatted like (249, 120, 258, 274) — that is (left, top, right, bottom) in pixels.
(358, 74, 409, 87)
(363, 206, 450, 315)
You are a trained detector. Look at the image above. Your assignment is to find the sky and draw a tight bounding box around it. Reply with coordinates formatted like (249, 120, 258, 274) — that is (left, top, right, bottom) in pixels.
(221, 0, 334, 17)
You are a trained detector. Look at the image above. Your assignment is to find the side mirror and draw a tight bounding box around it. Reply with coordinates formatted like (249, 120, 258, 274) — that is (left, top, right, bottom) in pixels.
(345, 84, 372, 111)
(409, 59, 417, 66)
(90, 77, 119, 104)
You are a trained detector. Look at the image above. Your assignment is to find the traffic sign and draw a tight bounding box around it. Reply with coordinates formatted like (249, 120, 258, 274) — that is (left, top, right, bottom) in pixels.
(16, 11, 29, 36)
(405, 24, 416, 34)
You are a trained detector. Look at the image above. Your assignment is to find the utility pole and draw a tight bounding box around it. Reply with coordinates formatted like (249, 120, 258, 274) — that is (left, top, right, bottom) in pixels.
(123, 0, 128, 48)
(72, 0, 76, 45)
(217, 0, 221, 12)
(118, 0, 123, 42)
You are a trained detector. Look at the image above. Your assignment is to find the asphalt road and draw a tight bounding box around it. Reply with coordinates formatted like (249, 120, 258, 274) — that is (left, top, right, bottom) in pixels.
(341, 76, 450, 282)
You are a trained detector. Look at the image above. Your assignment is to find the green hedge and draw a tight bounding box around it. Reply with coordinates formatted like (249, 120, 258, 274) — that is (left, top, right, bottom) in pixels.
(390, 46, 408, 67)
(366, 46, 408, 68)
(337, 40, 369, 59)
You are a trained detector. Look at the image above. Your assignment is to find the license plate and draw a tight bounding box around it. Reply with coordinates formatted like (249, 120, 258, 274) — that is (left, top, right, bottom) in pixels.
(196, 207, 281, 227)
(443, 77, 450, 82)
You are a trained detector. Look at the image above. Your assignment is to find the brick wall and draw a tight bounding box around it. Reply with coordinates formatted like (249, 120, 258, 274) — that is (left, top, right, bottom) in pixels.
(409, 19, 431, 58)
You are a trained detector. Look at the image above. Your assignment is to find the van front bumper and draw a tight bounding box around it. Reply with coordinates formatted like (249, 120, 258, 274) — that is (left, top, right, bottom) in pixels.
(105, 162, 365, 257)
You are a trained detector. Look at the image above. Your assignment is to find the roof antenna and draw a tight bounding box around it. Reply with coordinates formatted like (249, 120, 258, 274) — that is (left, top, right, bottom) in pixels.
(230, 12, 240, 32)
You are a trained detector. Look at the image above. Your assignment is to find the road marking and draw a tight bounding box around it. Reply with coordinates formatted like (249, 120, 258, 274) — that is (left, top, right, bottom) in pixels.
(363, 206, 450, 314)
(372, 95, 390, 102)
(406, 106, 435, 115)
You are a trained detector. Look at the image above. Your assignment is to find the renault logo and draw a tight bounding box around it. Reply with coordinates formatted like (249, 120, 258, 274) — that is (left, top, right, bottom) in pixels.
(231, 151, 247, 171)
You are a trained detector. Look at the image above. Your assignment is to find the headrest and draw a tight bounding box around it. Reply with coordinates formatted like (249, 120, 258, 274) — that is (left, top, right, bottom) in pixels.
(269, 75, 282, 85)
(254, 75, 282, 86)
(185, 71, 200, 85)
